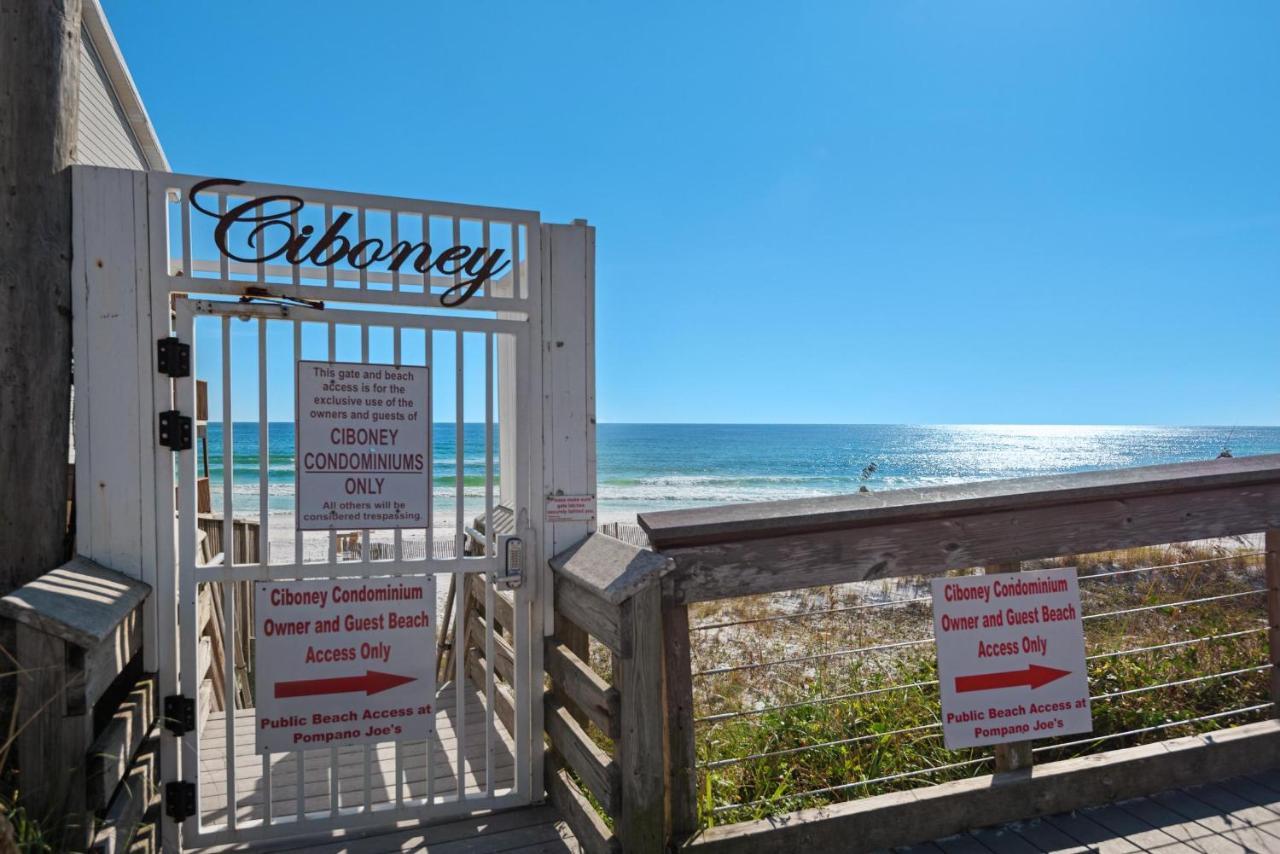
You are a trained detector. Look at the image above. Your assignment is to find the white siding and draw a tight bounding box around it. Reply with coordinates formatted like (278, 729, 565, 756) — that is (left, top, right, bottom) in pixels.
(74, 28, 147, 170)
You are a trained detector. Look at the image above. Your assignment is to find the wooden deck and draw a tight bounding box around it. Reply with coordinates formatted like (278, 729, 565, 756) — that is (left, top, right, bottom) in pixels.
(905, 771, 1280, 854)
(192, 681, 568, 850)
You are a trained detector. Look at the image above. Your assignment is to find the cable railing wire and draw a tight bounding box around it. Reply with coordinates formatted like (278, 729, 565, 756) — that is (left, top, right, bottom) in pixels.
(1087, 627, 1266, 661)
(1031, 702, 1274, 756)
(691, 552, 1263, 633)
(1089, 665, 1271, 703)
(698, 721, 943, 769)
(693, 636, 933, 678)
(693, 595, 932, 632)
(696, 630, 1266, 724)
(1076, 552, 1263, 582)
(697, 677, 941, 724)
(1083, 589, 1264, 622)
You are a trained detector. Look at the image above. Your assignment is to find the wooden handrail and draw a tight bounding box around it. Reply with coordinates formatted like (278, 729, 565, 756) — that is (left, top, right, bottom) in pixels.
(639, 453, 1280, 548)
(648, 455, 1280, 605)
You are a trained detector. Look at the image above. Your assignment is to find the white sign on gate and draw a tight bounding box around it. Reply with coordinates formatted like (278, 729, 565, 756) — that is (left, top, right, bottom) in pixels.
(254, 576, 436, 753)
(296, 360, 430, 531)
(931, 567, 1092, 749)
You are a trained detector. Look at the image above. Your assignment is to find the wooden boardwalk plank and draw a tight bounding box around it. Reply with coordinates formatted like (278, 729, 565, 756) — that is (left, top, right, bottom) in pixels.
(1004, 818, 1091, 854)
(1042, 812, 1142, 853)
(1077, 804, 1184, 851)
(966, 826, 1040, 854)
(197, 678, 522, 829)
(1151, 787, 1280, 852)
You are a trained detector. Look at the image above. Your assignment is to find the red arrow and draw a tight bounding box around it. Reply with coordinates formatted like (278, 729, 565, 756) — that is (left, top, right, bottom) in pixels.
(275, 670, 417, 699)
(955, 664, 1071, 694)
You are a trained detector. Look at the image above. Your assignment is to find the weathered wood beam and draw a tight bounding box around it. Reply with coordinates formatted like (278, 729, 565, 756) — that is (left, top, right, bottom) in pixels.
(551, 532, 674, 605)
(555, 575, 626, 655)
(0, 0, 81, 594)
(616, 584, 668, 852)
(664, 483, 1280, 604)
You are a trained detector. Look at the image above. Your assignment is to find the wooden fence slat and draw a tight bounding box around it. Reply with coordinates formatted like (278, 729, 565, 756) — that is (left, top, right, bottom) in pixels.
(546, 752, 621, 854)
(86, 673, 157, 811)
(545, 693, 620, 816)
(546, 638, 620, 740)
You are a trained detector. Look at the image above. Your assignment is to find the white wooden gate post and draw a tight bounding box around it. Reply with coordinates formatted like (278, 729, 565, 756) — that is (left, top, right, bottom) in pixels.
(538, 220, 597, 620)
(72, 164, 176, 850)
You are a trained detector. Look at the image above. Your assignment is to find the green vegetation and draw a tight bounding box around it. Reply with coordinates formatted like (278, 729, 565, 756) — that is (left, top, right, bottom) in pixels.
(689, 543, 1269, 826)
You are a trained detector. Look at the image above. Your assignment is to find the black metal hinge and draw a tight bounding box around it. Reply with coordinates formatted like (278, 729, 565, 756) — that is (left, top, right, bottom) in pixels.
(157, 336, 190, 378)
(163, 694, 196, 736)
(165, 780, 196, 822)
(158, 410, 193, 451)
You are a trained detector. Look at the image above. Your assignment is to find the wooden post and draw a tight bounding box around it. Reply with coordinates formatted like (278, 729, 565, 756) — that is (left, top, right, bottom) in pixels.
(0, 0, 81, 594)
(663, 595, 699, 840)
(617, 583, 667, 851)
(1267, 530, 1280, 713)
(987, 560, 1034, 772)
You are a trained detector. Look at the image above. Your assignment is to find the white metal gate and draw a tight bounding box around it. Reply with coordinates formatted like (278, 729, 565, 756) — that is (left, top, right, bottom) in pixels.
(147, 174, 545, 848)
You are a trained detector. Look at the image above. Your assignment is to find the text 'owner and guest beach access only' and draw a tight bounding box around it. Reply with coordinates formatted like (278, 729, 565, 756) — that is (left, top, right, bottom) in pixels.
(932, 567, 1092, 749)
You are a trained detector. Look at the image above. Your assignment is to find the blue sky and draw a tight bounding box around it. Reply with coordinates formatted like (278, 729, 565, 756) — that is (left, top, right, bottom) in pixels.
(104, 1, 1280, 425)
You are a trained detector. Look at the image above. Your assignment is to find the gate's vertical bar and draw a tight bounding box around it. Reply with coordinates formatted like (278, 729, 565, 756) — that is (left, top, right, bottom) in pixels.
(454, 328, 467, 799)
(393, 325, 404, 807)
(221, 316, 239, 829)
(293, 319, 305, 821)
(484, 329, 495, 793)
(1267, 529, 1280, 713)
(360, 323, 373, 812)
(989, 561, 1034, 772)
(217, 193, 228, 281)
(327, 319, 339, 815)
(425, 322, 436, 806)
(180, 187, 192, 279)
(175, 299, 200, 841)
(360, 322, 371, 567)
(258, 317, 272, 825)
(357, 208, 368, 291)
(291, 317, 303, 819)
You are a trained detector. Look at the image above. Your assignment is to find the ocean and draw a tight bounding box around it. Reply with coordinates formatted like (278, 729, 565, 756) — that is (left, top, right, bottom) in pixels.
(206, 423, 1280, 532)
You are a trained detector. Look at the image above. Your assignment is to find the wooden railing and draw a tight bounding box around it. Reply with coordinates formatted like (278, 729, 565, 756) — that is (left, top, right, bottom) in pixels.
(0, 558, 155, 853)
(547, 453, 1280, 851)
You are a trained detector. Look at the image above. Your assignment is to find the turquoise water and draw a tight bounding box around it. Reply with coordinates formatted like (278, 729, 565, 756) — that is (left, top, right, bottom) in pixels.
(206, 423, 1280, 525)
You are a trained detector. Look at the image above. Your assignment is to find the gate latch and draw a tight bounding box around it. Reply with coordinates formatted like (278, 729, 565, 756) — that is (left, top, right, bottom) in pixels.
(489, 536, 524, 590)
(156, 336, 190, 377)
(158, 410, 193, 451)
(163, 694, 196, 736)
(165, 780, 197, 822)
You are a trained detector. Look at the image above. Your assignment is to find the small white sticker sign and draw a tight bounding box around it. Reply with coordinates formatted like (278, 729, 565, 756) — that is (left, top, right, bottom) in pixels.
(295, 360, 429, 531)
(254, 576, 436, 753)
(932, 567, 1092, 749)
(546, 494, 597, 523)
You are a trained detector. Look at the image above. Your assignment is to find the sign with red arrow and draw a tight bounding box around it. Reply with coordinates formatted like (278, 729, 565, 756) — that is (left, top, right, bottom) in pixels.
(253, 576, 436, 753)
(931, 567, 1091, 749)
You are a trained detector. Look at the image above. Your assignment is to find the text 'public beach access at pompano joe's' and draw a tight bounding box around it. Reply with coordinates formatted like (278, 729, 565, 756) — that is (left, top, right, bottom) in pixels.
(254, 577, 437, 753)
(296, 360, 430, 530)
(932, 567, 1092, 749)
